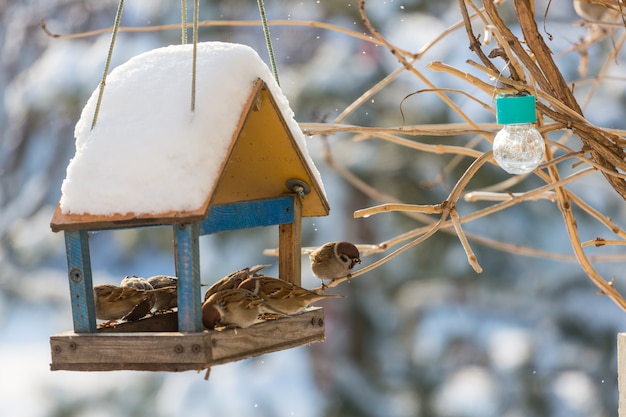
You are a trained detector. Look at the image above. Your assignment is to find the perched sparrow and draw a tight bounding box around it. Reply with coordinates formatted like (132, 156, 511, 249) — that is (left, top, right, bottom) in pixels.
(309, 241, 361, 283)
(202, 288, 287, 330)
(146, 275, 177, 288)
(204, 264, 270, 301)
(94, 284, 156, 321)
(147, 275, 178, 310)
(94, 284, 178, 321)
(238, 276, 344, 315)
(120, 275, 153, 290)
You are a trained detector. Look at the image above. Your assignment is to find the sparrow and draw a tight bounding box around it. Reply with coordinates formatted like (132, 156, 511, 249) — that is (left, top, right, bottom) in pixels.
(238, 276, 344, 315)
(203, 264, 271, 301)
(94, 284, 178, 321)
(120, 275, 153, 290)
(146, 275, 178, 310)
(94, 284, 156, 321)
(202, 288, 287, 330)
(309, 241, 361, 283)
(147, 275, 178, 288)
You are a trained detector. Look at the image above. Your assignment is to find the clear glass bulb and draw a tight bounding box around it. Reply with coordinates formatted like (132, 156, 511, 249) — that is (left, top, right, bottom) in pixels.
(493, 124, 545, 174)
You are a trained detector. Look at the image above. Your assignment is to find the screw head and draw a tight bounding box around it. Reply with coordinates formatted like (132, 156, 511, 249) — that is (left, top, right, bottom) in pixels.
(69, 268, 83, 283)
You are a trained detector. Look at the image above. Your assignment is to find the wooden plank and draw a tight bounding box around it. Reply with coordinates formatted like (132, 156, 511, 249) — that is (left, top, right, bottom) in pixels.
(64, 230, 97, 333)
(619, 333, 626, 417)
(200, 197, 295, 235)
(50, 331, 210, 371)
(51, 362, 208, 372)
(50, 308, 325, 372)
(174, 223, 202, 332)
(279, 196, 302, 285)
(50, 203, 209, 233)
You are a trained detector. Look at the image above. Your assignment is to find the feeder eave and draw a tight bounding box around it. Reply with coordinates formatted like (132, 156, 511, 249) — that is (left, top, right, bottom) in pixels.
(50, 201, 211, 232)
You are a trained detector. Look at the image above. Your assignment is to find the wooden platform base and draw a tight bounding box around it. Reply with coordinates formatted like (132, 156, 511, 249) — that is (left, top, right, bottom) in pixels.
(50, 308, 325, 372)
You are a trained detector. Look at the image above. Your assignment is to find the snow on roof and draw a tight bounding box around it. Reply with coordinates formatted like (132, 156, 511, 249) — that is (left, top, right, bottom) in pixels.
(60, 41, 324, 216)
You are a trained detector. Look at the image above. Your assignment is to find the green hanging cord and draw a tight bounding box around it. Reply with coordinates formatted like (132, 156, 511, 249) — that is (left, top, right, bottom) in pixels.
(191, 0, 199, 112)
(91, 0, 125, 130)
(257, 0, 280, 86)
(181, 0, 188, 44)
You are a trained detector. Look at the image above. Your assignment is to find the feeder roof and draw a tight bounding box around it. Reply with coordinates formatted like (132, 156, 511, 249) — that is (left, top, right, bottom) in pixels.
(51, 42, 329, 232)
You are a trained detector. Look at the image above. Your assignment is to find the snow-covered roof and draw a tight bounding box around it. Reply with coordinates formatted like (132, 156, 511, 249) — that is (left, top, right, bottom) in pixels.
(52, 42, 328, 231)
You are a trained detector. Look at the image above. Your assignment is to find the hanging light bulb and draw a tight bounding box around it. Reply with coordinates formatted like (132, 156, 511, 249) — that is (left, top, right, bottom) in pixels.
(493, 94, 545, 174)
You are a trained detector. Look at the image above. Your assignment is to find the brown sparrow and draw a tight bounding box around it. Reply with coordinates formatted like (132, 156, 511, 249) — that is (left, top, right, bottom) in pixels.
(309, 241, 361, 283)
(238, 276, 344, 315)
(120, 275, 153, 290)
(146, 275, 177, 288)
(94, 284, 178, 321)
(202, 288, 287, 330)
(94, 284, 156, 321)
(146, 275, 178, 310)
(204, 264, 271, 301)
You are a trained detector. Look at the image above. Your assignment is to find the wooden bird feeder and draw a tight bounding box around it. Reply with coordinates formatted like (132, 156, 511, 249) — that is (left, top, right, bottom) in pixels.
(49, 43, 330, 372)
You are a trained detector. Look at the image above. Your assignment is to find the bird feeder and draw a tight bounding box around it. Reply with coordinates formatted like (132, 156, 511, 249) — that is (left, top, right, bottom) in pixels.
(49, 42, 330, 372)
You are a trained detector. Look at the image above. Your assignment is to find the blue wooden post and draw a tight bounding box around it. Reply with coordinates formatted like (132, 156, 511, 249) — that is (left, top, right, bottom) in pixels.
(64, 230, 97, 333)
(174, 222, 202, 332)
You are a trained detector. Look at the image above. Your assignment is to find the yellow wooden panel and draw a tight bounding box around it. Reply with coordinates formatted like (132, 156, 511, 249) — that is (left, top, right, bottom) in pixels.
(211, 82, 329, 218)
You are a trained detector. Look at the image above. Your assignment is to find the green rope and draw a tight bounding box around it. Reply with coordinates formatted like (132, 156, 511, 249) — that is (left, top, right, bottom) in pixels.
(181, 0, 188, 44)
(91, 0, 125, 130)
(191, 0, 199, 112)
(257, 0, 280, 85)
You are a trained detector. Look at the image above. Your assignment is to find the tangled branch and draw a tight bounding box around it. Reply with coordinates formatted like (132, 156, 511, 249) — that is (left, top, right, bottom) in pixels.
(316, 0, 626, 310)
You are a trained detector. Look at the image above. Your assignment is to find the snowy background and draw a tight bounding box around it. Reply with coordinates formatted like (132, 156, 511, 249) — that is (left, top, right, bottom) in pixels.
(2, 1, 626, 416)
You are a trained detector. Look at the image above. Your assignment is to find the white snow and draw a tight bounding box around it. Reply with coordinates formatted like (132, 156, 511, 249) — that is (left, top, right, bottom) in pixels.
(60, 41, 324, 216)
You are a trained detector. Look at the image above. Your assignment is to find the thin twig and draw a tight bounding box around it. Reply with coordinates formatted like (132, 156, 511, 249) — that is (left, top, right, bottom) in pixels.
(450, 206, 483, 273)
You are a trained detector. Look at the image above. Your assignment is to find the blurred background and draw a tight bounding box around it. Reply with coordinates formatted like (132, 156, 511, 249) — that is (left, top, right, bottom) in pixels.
(2, 0, 626, 416)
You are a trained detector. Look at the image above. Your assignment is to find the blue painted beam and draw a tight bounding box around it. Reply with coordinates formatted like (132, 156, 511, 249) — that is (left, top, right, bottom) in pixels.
(64, 230, 97, 333)
(200, 196, 295, 235)
(174, 223, 202, 332)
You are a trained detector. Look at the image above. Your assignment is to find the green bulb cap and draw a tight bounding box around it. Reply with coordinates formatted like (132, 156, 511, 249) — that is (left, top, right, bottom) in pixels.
(496, 94, 537, 125)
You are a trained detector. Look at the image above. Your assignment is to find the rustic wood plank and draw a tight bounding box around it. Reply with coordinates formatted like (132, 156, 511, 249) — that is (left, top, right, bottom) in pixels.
(174, 223, 202, 332)
(51, 362, 209, 372)
(200, 197, 295, 235)
(50, 308, 325, 372)
(64, 230, 97, 333)
(279, 196, 302, 286)
(50, 203, 210, 233)
(50, 331, 210, 371)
